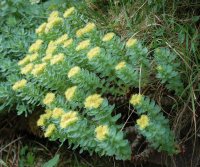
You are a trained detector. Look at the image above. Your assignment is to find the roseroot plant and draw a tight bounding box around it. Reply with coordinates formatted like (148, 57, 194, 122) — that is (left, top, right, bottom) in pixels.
(154, 48, 184, 95)
(11, 7, 178, 160)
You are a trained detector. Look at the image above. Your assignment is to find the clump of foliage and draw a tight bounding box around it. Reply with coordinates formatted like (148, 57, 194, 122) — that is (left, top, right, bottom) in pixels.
(10, 6, 181, 160)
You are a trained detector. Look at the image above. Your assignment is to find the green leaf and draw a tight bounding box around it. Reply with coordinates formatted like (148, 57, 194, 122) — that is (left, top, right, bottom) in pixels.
(42, 154, 60, 167)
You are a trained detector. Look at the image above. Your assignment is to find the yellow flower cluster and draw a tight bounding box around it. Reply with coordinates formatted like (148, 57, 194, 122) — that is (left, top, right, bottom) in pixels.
(130, 94, 142, 106)
(50, 53, 65, 65)
(21, 63, 34, 75)
(95, 125, 109, 141)
(76, 22, 96, 37)
(63, 7, 75, 18)
(87, 47, 101, 60)
(102, 32, 115, 42)
(31, 63, 46, 76)
(60, 111, 78, 129)
(46, 41, 57, 56)
(12, 79, 27, 91)
(136, 115, 149, 129)
(126, 38, 137, 48)
(37, 112, 52, 126)
(52, 107, 65, 119)
(43, 93, 55, 106)
(84, 94, 103, 109)
(36, 22, 47, 35)
(45, 11, 64, 34)
(63, 38, 73, 48)
(18, 56, 30, 66)
(75, 39, 90, 51)
(42, 54, 52, 62)
(68, 66, 80, 78)
(29, 53, 39, 62)
(44, 124, 56, 137)
(65, 86, 77, 101)
(29, 39, 43, 53)
(115, 61, 126, 70)
(55, 34, 68, 45)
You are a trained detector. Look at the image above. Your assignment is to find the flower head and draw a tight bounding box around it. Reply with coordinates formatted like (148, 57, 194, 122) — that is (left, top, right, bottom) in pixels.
(130, 94, 142, 106)
(21, 63, 34, 75)
(18, 56, 30, 66)
(87, 47, 101, 60)
(12, 79, 27, 91)
(48, 11, 59, 22)
(126, 38, 137, 48)
(76, 23, 96, 37)
(136, 115, 149, 129)
(46, 41, 57, 56)
(65, 86, 77, 101)
(29, 53, 39, 62)
(55, 34, 68, 45)
(29, 39, 43, 53)
(84, 94, 103, 109)
(52, 107, 65, 119)
(60, 111, 78, 129)
(95, 125, 109, 141)
(63, 7, 75, 18)
(36, 22, 47, 35)
(45, 17, 64, 33)
(31, 63, 46, 76)
(67, 66, 80, 78)
(75, 39, 90, 51)
(115, 61, 126, 70)
(37, 112, 52, 127)
(42, 54, 52, 62)
(63, 38, 73, 48)
(102, 32, 115, 42)
(44, 124, 56, 138)
(43, 93, 55, 106)
(50, 53, 64, 65)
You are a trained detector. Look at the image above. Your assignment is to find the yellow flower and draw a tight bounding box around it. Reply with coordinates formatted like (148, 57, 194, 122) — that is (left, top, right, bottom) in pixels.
(29, 39, 43, 53)
(115, 61, 126, 70)
(95, 125, 109, 141)
(43, 93, 55, 105)
(60, 111, 78, 129)
(67, 66, 80, 78)
(37, 112, 52, 127)
(55, 34, 68, 45)
(102, 32, 115, 42)
(48, 11, 59, 22)
(63, 7, 75, 18)
(52, 107, 65, 119)
(31, 63, 46, 76)
(87, 47, 101, 60)
(21, 63, 34, 75)
(46, 41, 57, 56)
(45, 17, 64, 33)
(42, 54, 52, 62)
(44, 124, 56, 138)
(12, 79, 27, 91)
(76, 28, 85, 37)
(50, 53, 64, 65)
(84, 94, 103, 109)
(29, 53, 39, 62)
(75, 39, 90, 51)
(36, 22, 47, 35)
(130, 94, 142, 106)
(84, 22, 96, 33)
(63, 38, 73, 48)
(65, 86, 77, 101)
(126, 38, 137, 48)
(76, 23, 96, 37)
(136, 115, 149, 129)
(18, 56, 30, 66)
